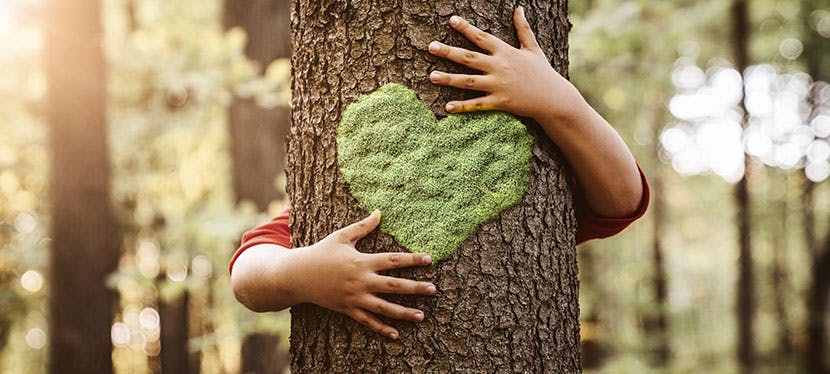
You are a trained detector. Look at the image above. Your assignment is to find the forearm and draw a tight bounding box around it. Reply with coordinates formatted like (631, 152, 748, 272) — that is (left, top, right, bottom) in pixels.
(230, 243, 309, 312)
(534, 84, 643, 218)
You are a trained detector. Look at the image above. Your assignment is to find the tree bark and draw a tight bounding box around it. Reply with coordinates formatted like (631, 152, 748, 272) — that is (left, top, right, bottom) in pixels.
(44, 0, 120, 372)
(730, 0, 755, 372)
(224, 0, 292, 210)
(287, 0, 579, 372)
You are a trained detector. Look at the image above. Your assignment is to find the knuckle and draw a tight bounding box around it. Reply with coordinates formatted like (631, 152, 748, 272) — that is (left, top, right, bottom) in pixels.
(375, 303, 386, 314)
(464, 76, 476, 88)
(388, 253, 401, 266)
(462, 51, 476, 64)
(387, 279, 402, 290)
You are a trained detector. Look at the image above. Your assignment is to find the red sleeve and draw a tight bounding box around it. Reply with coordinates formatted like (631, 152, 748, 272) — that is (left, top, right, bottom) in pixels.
(229, 166, 649, 273)
(228, 205, 291, 275)
(574, 164, 650, 245)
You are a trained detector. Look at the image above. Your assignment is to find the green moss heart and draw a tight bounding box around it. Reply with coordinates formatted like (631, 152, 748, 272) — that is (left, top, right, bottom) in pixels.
(337, 83, 533, 261)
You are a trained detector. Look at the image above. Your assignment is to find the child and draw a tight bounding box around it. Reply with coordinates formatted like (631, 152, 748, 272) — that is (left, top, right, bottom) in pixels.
(230, 7, 648, 341)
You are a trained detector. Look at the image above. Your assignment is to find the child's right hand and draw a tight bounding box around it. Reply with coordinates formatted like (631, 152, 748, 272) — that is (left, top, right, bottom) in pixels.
(231, 210, 436, 340)
(300, 210, 436, 339)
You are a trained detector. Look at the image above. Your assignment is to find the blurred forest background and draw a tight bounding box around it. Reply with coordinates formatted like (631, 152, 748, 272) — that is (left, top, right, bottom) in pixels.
(0, 0, 829, 373)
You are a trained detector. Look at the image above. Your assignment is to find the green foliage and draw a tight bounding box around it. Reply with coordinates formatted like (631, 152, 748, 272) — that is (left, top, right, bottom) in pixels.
(337, 83, 533, 261)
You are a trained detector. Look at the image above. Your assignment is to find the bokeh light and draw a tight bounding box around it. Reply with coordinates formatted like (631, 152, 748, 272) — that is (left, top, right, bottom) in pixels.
(25, 328, 47, 349)
(20, 269, 43, 293)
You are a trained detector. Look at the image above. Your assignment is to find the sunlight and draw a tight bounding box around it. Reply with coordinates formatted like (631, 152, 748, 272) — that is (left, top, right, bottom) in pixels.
(0, 1, 14, 38)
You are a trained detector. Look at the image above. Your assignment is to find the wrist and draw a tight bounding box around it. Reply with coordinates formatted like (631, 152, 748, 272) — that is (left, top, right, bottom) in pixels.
(530, 78, 588, 125)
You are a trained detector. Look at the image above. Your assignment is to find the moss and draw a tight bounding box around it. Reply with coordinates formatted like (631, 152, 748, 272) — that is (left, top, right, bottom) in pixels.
(337, 83, 533, 261)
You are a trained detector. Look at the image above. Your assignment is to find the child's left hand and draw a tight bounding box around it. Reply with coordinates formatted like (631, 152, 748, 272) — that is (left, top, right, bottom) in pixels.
(427, 7, 582, 121)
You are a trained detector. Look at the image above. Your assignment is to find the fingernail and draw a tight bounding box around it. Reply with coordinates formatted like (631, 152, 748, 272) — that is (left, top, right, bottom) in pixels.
(428, 41, 440, 53)
(371, 209, 381, 219)
(450, 16, 460, 26)
(429, 71, 440, 81)
(414, 311, 424, 321)
(389, 331, 398, 339)
(426, 284, 436, 294)
(422, 254, 432, 264)
(519, 6, 525, 17)
(446, 103, 455, 112)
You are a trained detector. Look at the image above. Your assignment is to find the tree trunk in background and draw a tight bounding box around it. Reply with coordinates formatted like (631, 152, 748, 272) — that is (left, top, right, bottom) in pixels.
(648, 110, 670, 367)
(44, 0, 120, 372)
(801, 0, 830, 369)
(288, 1, 580, 372)
(159, 289, 190, 374)
(224, 0, 292, 210)
(731, 0, 755, 372)
(769, 173, 792, 357)
(240, 333, 290, 374)
(578, 245, 611, 370)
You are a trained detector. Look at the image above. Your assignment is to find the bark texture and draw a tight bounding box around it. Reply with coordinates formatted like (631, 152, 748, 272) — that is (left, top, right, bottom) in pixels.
(224, 0, 292, 210)
(44, 1, 120, 372)
(287, 1, 579, 372)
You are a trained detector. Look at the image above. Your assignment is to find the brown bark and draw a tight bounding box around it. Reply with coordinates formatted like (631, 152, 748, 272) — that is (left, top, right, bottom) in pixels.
(287, 0, 579, 372)
(224, 0, 292, 210)
(44, 0, 120, 372)
(731, 0, 755, 372)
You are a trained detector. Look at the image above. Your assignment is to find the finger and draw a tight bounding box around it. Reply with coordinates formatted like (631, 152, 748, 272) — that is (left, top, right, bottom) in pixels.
(348, 308, 399, 339)
(427, 41, 491, 71)
(445, 96, 499, 113)
(337, 210, 381, 243)
(368, 274, 437, 296)
(429, 71, 493, 92)
(360, 295, 425, 323)
(367, 252, 433, 271)
(448, 15, 509, 53)
(514, 6, 540, 51)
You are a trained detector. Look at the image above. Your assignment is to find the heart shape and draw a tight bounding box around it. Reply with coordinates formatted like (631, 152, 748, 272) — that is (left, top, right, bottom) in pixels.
(337, 83, 533, 261)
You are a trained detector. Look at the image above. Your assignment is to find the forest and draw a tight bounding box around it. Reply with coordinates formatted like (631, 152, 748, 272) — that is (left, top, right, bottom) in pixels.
(0, 0, 829, 372)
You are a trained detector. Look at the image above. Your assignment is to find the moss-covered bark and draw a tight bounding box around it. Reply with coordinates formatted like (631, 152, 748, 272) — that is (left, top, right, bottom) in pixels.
(287, 0, 579, 372)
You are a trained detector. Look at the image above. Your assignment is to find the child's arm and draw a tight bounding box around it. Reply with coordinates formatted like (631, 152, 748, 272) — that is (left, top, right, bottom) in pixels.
(428, 7, 644, 218)
(231, 210, 436, 340)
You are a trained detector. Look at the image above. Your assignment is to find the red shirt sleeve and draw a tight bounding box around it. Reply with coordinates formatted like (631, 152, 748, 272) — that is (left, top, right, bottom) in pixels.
(228, 166, 649, 273)
(228, 205, 291, 275)
(573, 164, 650, 244)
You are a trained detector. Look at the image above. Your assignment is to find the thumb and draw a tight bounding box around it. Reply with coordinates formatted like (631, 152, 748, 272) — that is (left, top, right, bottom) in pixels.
(338, 210, 381, 243)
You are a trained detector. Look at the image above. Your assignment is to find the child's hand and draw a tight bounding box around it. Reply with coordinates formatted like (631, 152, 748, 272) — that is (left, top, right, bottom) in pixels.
(428, 7, 583, 121)
(301, 210, 436, 340)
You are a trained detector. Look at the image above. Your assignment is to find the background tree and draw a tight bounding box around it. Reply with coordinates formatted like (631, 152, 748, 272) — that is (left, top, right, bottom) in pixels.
(287, 0, 579, 372)
(224, 0, 291, 209)
(44, 0, 120, 372)
(730, 0, 756, 372)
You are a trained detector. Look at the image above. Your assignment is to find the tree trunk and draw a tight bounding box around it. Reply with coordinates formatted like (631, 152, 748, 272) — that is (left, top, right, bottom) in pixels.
(769, 172, 792, 357)
(159, 290, 190, 374)
(241, 333, 290, 374)
(223, 0, 292, 210)
(287, 0, 579, 372)
(731, 0, 755, 372)
(44, 0, 120, 372)
(800, 0, 830, 368)
(647, 110, 670, 367)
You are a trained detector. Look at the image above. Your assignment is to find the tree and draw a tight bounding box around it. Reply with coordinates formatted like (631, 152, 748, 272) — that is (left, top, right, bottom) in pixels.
(223, 0, 292, 372)
(44, 0, 120, 372)
(224, 0, 291, 210)
(730, 0, 756, 372)
(286, 0, 580, 372)
(801, 0, 830, 371)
